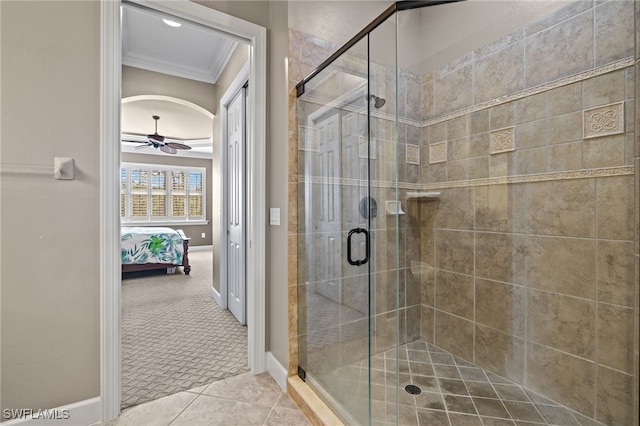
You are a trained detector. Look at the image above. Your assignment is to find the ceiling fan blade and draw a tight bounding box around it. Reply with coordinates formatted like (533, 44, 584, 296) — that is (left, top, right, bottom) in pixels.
(122, 139, 148, 144)
(165, 142, 192, 150)
(148, 133, 165, 143)
(134, 143, 152, 150)
(160, 145, 177, 154)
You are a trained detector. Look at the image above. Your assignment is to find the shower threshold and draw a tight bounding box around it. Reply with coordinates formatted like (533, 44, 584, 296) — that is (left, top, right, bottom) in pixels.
(317, 340, 606, 426)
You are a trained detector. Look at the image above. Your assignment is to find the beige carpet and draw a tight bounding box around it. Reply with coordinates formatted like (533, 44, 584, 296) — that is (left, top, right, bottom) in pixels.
(121, 249, 248, 409)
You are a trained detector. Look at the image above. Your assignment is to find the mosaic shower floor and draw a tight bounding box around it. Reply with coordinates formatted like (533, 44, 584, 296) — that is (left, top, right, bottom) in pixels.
(316, 340, 606, 426)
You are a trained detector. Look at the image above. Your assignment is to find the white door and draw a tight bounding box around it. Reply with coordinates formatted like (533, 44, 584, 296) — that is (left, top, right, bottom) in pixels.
(227, 86, 246, 325)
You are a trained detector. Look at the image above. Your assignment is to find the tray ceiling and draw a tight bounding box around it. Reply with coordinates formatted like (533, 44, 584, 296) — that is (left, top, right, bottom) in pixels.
(122, 4, 237, 84)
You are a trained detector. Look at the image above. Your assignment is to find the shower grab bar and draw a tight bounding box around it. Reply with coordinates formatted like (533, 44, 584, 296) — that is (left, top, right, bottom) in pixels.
(347, 228, 370, 266)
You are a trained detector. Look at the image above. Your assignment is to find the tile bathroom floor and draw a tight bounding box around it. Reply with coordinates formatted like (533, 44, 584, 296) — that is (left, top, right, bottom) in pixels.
(320, 340, 607, 426)
(101, 372, 311, 426)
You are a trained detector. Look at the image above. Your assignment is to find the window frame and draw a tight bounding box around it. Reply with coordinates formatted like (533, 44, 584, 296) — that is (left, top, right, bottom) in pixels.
(120, 162, 207, 226)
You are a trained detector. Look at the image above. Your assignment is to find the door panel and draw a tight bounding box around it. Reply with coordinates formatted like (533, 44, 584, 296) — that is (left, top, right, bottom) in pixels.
(227, 88, 245, 325)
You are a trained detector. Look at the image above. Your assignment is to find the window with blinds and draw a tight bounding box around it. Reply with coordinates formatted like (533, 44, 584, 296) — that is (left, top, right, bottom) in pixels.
(120, 163, 206, 224)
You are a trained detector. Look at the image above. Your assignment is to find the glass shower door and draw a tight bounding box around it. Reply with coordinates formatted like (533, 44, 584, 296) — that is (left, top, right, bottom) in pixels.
(297, 36, 376, 424)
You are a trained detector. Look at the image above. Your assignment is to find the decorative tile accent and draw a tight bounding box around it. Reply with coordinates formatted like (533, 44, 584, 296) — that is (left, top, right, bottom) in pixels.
(430, 142, 447, 164)
(584, 102, 625, 139)
(406, 144, 420, 165)
(359, 136, 377, 159)
(490, 127, 515, 154)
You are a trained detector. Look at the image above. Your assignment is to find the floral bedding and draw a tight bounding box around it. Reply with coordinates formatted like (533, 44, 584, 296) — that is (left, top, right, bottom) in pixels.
(121, 227, 185, 265)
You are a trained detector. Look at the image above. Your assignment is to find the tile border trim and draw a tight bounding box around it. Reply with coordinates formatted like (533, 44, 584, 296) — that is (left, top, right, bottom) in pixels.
(298, 166, 634, 190)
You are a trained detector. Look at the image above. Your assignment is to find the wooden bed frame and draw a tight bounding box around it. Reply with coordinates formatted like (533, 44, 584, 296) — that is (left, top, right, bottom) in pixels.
(121, 237, 191, 276)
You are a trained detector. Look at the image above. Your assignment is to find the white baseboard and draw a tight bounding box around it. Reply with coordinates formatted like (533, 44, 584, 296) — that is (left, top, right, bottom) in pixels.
(266, 351, 288, 391)
(188, 245, 213, 252)
(1, 397, 101, 426)
(210, 286, 223, 307)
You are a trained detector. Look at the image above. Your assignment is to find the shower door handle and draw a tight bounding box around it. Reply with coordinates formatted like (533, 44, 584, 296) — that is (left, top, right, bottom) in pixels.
(347, 228, 370, 266)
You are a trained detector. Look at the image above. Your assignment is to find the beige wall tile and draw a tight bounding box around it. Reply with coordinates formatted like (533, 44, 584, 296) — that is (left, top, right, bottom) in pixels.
(583, 134, 626, 169)
(547, 141, 583, 172)
(468, 156, 489, 180)
(525, 179, 596, 238)
(597, 303, 634, 373)
(547, 81, 582, 116)
(596, 175, 635, 240)
(475, 279, 526, 336)
(583, 69, 626, 109)
(435, 230, 475, 276)
(422, 76, 435, 121)
(469, 133, 491, 158)
(420, 305, 435, 343)
(596, 366, 634, 425)
(434, 186, 474, 231)
(515, 92, 547, 124)
(448, 159, 468, 181)
(475, 232, 527, 285)
(474, 325, 525, 383)
(547, 111, 583, 145)
(490, 102, 516, 130)
(489, 152, 511, 178)
(594, 0, 634, 67)
(447, 137, 469, 161)
(525, 0, 592, 36)
(513, 147, 546, 175)
(435, 271, 474, 320)
(474, 184, 527, 233)
(526, 342, 596, 417)
(469, 109, 490, 135)
(524, 10, 594, 87)
(597, 240, 635, 307)
(434, 311, 474, 361)
(526, 235, 596, 298)
(447, 116, 468, 140)
(527, 289, 596, 359)
(435, 65, 473, 116)
(474, 42, 525, 103)
(515, 119, 548, 149)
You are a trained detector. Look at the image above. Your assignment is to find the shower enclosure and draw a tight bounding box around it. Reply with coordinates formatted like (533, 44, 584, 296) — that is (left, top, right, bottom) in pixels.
(295, 1, 638, 424)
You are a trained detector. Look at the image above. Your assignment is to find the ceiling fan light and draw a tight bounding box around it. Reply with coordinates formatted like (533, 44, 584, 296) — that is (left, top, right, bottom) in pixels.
(162, 18, 182, 28)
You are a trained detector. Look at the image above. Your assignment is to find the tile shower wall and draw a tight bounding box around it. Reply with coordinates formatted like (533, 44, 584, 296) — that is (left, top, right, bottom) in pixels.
(417, 1, 636, 425)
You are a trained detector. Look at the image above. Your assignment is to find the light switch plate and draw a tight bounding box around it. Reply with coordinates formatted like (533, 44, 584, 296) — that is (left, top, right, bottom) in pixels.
(270, 208, 280, 226)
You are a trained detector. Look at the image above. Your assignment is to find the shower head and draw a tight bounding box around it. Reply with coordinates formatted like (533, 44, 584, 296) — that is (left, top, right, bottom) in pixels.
(366, 94, 386, 109)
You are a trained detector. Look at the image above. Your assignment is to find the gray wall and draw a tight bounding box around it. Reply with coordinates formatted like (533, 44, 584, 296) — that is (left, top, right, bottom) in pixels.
(1, 0, 101, 412)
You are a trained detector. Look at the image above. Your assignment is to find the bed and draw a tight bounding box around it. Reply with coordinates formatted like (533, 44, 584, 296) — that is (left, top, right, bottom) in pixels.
(121, 227, 191, 275)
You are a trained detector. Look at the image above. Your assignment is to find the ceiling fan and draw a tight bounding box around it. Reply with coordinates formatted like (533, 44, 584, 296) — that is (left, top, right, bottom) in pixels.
(122, 115, 192, 154)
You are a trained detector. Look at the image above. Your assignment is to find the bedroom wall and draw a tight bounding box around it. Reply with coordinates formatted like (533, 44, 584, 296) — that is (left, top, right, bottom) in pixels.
(0, 0, 101, 414)
(122, 65, 217, 114)
(120, 152, 213, 247)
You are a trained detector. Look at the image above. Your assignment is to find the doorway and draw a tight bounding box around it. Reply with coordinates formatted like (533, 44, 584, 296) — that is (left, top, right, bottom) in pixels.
(100, 0, 267, 420)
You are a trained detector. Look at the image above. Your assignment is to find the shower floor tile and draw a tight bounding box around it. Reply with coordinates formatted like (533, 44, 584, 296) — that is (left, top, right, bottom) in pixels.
(331, 340, 606, 426)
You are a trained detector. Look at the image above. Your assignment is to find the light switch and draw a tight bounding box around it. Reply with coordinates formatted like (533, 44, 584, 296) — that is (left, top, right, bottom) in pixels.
(269, 208, 280, 226)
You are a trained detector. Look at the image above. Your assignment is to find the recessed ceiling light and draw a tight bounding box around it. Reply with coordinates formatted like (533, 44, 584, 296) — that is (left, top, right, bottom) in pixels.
(162, 19, 182, 28)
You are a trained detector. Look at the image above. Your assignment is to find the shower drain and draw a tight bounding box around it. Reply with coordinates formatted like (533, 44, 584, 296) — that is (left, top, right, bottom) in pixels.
(404, 384, 422, 395)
